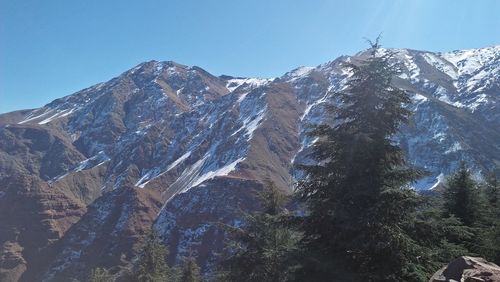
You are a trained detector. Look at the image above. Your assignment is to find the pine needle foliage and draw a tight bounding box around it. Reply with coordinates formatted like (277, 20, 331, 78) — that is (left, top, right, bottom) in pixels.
(88, 267, 112, 282)
(179, 256, 202, 282)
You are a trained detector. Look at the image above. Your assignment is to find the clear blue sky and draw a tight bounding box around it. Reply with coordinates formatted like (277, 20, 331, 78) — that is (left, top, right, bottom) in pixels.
(1, 0, 499, 113)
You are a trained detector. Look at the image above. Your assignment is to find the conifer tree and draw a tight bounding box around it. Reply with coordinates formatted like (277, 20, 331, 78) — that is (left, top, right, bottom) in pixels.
(484, 171, 499, 208)
(408, 196, 474, 274)
(479, 171, 500, 263)
(133, 229, 172, 282)
(438, 164, 500, 265)
(443, 162, 480, 227)
(179, 256, 202, 282)
(218, 180, 302, 282)
(295, 38, 427, 281)
(88, 267, 112, 282)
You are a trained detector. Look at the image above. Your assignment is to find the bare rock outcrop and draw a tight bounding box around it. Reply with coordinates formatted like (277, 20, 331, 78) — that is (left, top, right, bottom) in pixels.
(429, 256, 500, 282)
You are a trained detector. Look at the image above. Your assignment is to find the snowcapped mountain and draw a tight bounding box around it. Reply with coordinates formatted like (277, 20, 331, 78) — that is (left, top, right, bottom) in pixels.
(0, 45, 498, 281)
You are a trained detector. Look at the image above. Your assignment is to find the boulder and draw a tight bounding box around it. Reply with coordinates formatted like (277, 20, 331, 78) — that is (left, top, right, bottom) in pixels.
(429, 256, 500, 282)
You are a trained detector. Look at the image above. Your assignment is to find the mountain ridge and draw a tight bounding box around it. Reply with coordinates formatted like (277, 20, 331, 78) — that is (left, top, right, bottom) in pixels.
(0, 45, 498, 281)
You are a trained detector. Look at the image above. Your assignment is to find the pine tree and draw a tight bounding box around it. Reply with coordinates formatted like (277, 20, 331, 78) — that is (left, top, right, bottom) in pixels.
(295, 38, 427, 281)
(479, 171, 500, 264)
(484, 171, 499, 208)
(408, 196, 474, 274)
(217, 180, 302, 282)
(133, 229, 172, 282)
(443, 162, 480, 227)
(179, 256, 202, 282)
(88, 267, 112, 282)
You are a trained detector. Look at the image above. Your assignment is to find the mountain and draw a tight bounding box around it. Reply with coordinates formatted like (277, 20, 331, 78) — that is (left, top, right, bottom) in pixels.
(0, 45, 498, 281)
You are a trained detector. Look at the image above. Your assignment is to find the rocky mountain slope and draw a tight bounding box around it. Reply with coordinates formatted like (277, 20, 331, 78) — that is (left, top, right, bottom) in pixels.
(0, 45, 498, 281)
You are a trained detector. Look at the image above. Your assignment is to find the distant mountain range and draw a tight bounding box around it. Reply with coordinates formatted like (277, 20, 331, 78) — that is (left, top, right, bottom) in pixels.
(0, 45, 498, 281)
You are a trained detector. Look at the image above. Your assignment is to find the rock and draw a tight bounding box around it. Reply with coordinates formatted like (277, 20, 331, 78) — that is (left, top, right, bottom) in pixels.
(429, 256, 500, 282)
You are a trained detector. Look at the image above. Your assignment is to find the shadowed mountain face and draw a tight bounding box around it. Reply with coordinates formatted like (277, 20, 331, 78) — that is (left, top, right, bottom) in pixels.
(0, 46, 498, 281)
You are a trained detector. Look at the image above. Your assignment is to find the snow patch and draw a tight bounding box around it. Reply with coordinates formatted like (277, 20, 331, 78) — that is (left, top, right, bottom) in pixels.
(434, 86, 465, 108)
(398, 50, 421, 81)
(286, 66, 314, 81)
(422, 53, 458, 80)
(445, 142, 462, 154)
(412, 93, 428, 103)
(38, 108, 75, 124)
(468, 94, 489, 111)
(135, 167, 161, 188)
(231, 106, 267, 140)
(300, 91, 330, 121)
(442, 48, 494, 76)
(226, 78, 271, 92)
(166, 151, 192, 171)
(49, 151, 110, 183)
(430, 173, 445, 190)
(18, 109, 55, 124)
(244, 107, 266, 140)
(154, 62, 164, 75)
(236, 92, 250, 103)
(188, 157, 244, 190)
